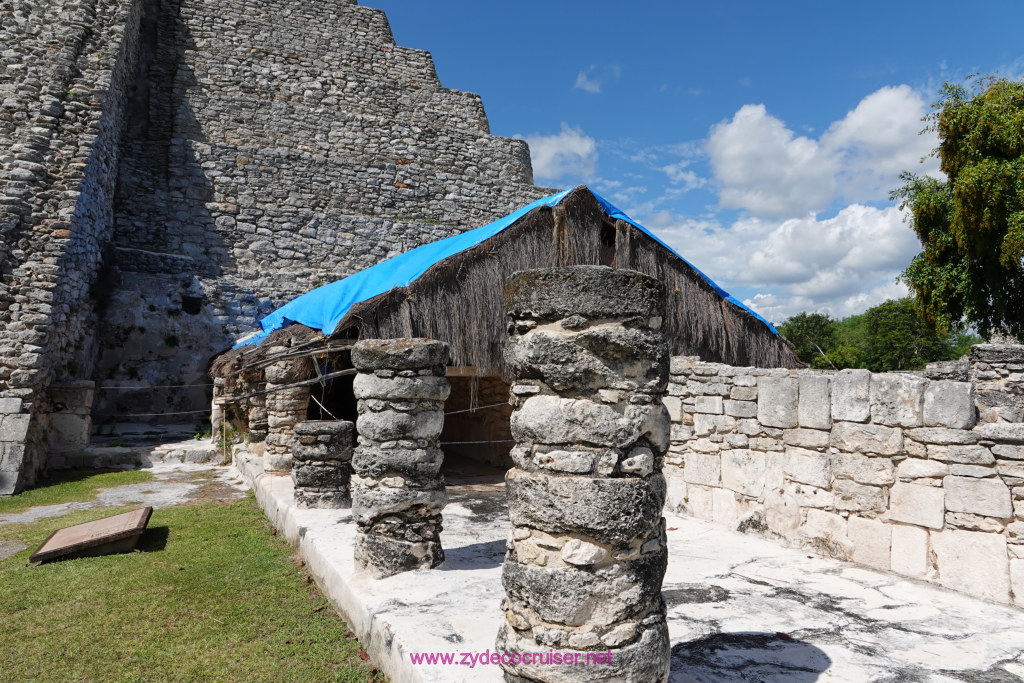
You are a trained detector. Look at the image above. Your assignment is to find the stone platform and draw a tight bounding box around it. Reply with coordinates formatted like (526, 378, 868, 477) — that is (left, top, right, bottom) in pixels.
(234, 451, 1024, 682)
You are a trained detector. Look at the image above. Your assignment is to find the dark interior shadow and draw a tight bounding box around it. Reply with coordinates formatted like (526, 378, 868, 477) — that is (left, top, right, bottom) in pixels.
(670, 632, 831, 682)
(439, 539, 505, 571)
(136, 525, 169, 553)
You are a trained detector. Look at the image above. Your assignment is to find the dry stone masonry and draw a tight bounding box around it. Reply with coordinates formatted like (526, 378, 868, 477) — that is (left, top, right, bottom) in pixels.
(262, 353, 312, 474)
(498, 266, 672, 683)
(664, 343, 1024, 605)
(351, 338, 450, 578)
(291, 420, 353, 509)
(0, 0, 548, 493)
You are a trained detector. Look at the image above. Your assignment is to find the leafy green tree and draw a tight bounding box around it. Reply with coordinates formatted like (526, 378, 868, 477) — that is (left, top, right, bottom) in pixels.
(892, 75, 1024, 338)
(777, 312, 835, 366)
(861, 298, 955, 371)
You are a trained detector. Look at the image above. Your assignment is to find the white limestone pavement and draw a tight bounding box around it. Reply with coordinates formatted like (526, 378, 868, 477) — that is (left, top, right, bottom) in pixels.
(235, 451, 1024, 682)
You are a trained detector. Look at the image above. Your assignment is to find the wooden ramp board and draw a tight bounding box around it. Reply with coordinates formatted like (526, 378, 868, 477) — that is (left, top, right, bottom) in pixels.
(29, 507, 153, 565)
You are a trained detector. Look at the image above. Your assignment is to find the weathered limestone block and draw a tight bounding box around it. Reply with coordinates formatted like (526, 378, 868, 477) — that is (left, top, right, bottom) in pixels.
(757, 376, 798, 428)
(943, 476, 1013, 518)
(798, 374, 831, 429)
(834, 479, 888, 512)
(889, 482, 945, 529)
(896, 458, 948, 481)
(693, 396, 723, 414)
(721, 449, 767, 497)
(927, 444, 994, 465)
(974, 423, 1024, 444)
(923, 381, 976, 429)
(800, 509, 852, 560)
(832, 453, 896, 486)
(723, 399, 757, 418)
(932, 529, 1010, 603)
(870, 374, 926, 427)
(499, 266, 670, 682)
(682, 453, 721, 486)
(351, 338, 451, 578)
(830, 421, 903, 455)
(848, 516, 891, 570)
(783, 428, 830, 449)
(831, 369, 871, 423)
(890, 524, 929, 578)
(907, 427, 979, 445)
(291, 421, 354, 509)
(784, 447, 831, 489)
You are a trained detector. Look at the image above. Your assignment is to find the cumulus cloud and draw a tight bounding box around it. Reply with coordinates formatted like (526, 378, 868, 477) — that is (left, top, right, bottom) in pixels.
(637, 203, 921, 322)
(522, 123, 597, 182)
(706, 85, 938, 217)
(573, 64, 621, 94)
(660, 160, 706, 192)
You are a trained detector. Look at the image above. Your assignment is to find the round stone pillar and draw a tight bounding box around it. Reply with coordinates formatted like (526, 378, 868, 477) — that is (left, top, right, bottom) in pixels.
(498, 266, 671, 682)
(263, 353, 311, 473)
(292, 420, 354, 508)
(351, 338, 451, 578)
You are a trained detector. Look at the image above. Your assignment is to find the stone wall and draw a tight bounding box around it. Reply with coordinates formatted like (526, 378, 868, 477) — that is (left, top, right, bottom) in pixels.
(0, 0, 549, 491)
(91, 0, 549, 419)
(0, 0, 145, 492)
(664, 344, 1024, 605)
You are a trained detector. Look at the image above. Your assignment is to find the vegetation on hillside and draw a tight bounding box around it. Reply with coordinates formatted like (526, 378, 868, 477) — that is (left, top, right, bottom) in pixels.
(777, 298, 981, 371)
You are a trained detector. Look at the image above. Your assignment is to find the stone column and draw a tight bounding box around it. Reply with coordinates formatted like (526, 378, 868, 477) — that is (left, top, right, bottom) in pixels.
(263, 353, 311, 473)
(497, 266, 672, 682)
(351, 338, 451, 578)
(292, 421, 354, 508)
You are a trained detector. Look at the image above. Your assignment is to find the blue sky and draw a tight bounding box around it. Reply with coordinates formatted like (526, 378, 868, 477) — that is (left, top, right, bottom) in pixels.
(366, 1, 1024, 323)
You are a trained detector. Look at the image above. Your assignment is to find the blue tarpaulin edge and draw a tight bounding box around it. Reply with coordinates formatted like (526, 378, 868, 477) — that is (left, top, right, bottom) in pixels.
(235, 187, 775, 348)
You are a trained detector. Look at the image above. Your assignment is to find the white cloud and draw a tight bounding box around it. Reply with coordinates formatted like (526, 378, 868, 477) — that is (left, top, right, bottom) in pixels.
(660, 160, 706, 192)
(573, 65, 621, 94)
(635, 203, 921, 322)
(522, 123, 597, 182)
(706, 85, 938, 218)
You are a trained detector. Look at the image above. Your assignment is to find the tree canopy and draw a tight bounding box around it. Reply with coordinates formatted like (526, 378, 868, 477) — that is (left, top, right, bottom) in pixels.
(777, 298, 980, 372)
(892, 75, 1024, 338)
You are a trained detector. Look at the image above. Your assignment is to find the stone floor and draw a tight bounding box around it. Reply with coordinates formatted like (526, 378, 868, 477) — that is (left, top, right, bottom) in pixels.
(236, 451, 1024, 683)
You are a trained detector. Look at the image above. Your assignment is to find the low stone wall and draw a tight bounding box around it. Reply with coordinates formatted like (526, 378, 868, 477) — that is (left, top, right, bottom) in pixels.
(664, 344, 1024, 605)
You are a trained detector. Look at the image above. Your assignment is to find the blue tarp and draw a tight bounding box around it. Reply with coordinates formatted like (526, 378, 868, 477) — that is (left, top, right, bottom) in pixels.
(235, 187, 776, 348)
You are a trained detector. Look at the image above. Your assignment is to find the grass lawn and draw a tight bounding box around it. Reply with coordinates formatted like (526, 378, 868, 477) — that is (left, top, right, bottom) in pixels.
(0, 473, 384, 682)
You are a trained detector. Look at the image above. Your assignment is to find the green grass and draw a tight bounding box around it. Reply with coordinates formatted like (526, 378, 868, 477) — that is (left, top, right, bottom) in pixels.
(0, 469, 155, 515)
(0, 495, 383, 682)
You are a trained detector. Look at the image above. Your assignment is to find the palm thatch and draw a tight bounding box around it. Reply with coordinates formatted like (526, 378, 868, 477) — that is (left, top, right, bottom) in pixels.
(214, 185, 800, 381)
(333, 186, 799, 374)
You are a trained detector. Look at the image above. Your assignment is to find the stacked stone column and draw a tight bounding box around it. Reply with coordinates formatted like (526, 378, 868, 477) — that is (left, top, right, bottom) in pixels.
(263, 354, 312, 473)
(498, 266, 672, 682)
(292, 421, 354, 508)
(351, 339, 451, 578)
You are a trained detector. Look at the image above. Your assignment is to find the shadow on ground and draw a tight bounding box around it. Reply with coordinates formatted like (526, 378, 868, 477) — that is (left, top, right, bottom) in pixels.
(670, 632, 831, 682)
(138, 525, 170, 552)
(440, 539, 505, 571)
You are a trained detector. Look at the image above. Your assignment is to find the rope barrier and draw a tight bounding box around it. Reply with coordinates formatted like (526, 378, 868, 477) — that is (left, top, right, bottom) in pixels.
(96, 383, 214, 390)
(113, 409, 211, 417)
(444, 401, 509, 416)
(440, 439, 516, 446)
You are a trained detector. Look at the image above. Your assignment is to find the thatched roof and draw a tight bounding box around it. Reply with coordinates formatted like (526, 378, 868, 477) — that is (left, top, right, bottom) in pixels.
(215, 186, 800, 378)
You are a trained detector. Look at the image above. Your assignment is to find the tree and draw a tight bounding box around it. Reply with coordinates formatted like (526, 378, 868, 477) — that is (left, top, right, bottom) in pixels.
(892, 75, 1024, 339)
(861, 298, 955, 371)
(777, 312, 835, 366)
